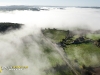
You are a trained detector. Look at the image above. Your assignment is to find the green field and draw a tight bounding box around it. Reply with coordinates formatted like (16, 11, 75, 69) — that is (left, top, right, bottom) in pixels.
(41, 28, 100, 75)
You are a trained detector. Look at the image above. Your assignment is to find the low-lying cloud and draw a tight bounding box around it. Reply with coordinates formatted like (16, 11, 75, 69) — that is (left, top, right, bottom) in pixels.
(0, 7, 100, 75)
(0, 7, 100, 30)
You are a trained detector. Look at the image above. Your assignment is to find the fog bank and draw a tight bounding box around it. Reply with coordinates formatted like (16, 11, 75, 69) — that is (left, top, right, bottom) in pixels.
(0, 7, 100, 75)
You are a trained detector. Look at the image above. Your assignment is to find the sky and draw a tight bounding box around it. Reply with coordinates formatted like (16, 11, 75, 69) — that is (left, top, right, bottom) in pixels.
(0, 0, 100, 6)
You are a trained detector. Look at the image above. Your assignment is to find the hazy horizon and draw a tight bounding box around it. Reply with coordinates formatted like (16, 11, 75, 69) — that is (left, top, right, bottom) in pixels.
(0, 0, 100, 7)
(0, 5, 100, 7)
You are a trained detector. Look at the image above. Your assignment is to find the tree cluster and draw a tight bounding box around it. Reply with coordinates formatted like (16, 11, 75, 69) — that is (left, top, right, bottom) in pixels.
(0, 22, 23, 33)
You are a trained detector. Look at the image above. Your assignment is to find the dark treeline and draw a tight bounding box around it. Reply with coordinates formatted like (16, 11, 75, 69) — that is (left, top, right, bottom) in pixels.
(0, 22, 23, 33)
